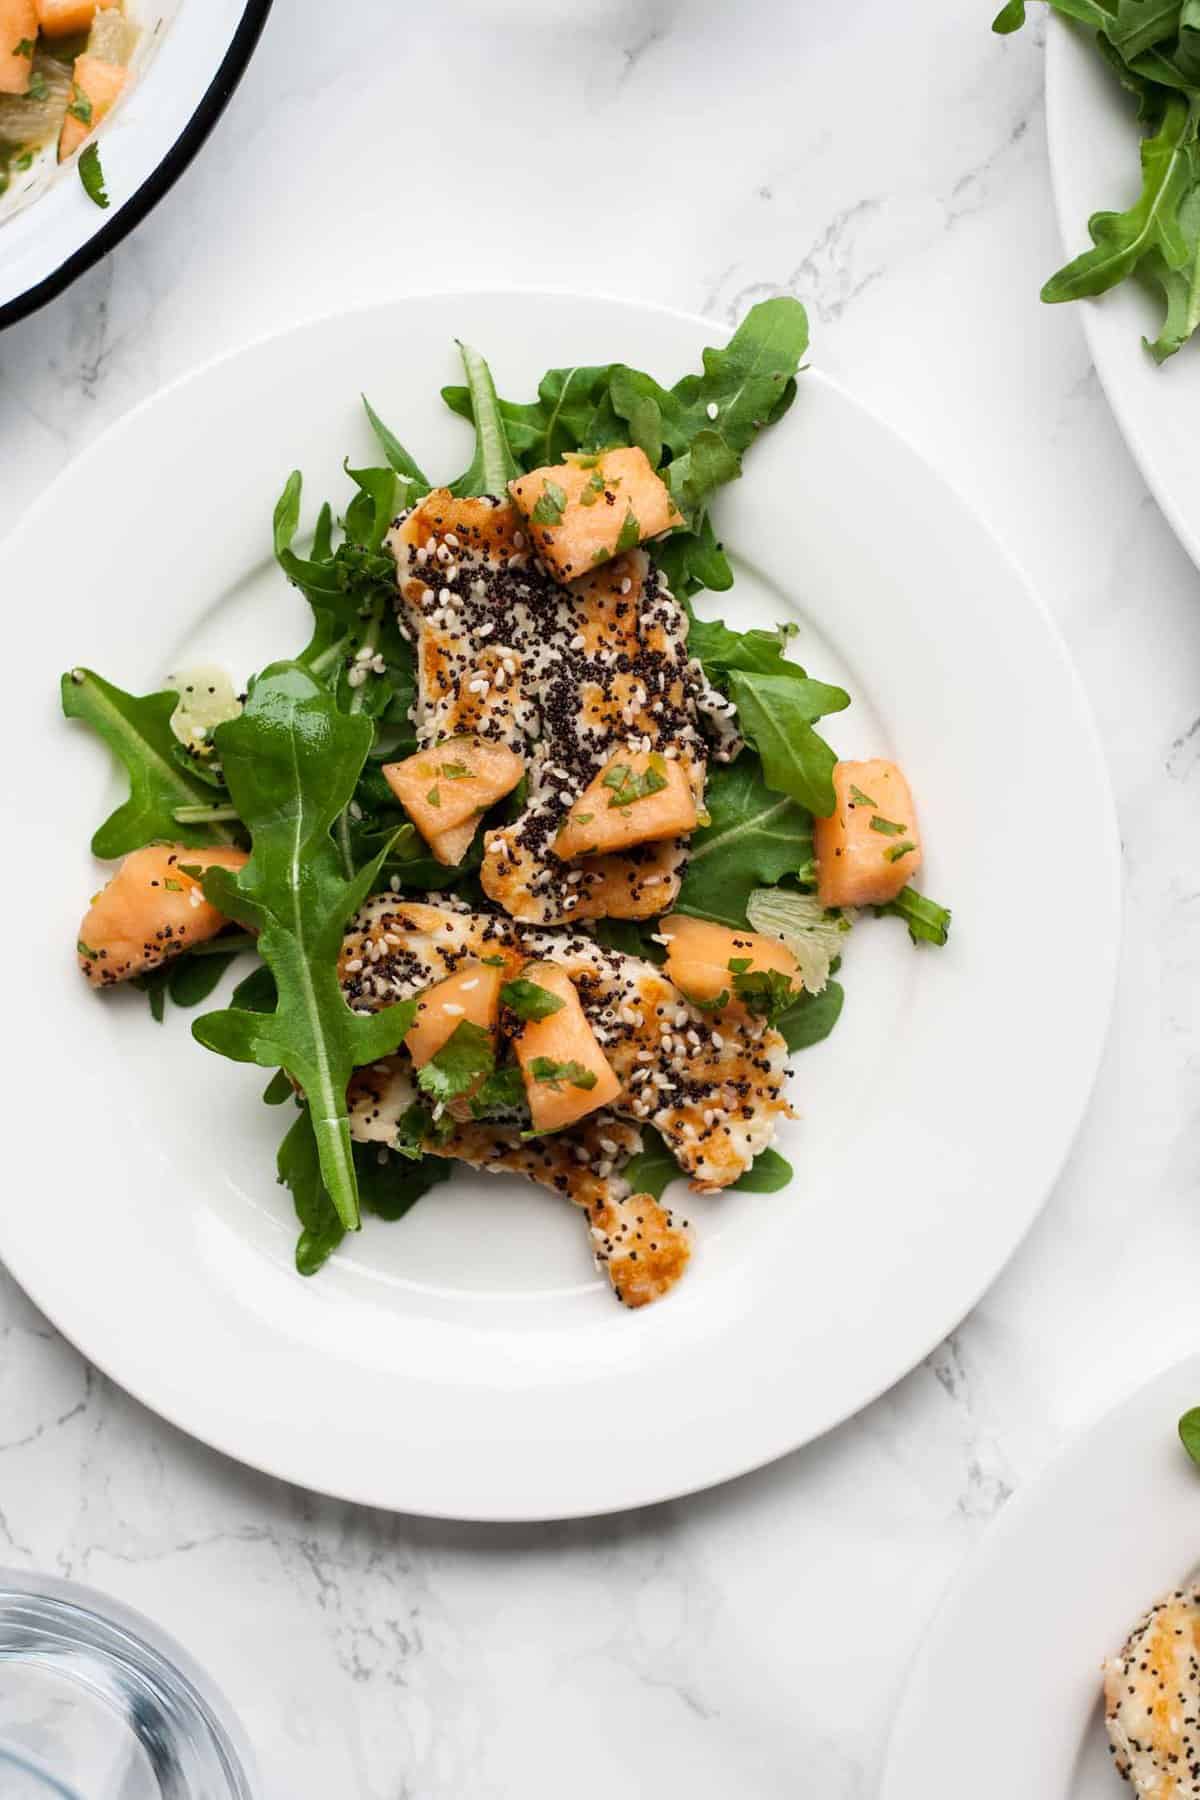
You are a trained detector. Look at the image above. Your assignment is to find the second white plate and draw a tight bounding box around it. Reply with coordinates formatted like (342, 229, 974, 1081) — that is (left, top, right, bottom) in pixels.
(882, 1354, 1200, 1798)
(0, 291, 1119, 1519)
(1046, 15, 1200, 569)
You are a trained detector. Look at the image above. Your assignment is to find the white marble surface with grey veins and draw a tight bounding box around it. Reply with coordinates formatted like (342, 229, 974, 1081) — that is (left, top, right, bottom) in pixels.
(1, 0, 1197, 1794)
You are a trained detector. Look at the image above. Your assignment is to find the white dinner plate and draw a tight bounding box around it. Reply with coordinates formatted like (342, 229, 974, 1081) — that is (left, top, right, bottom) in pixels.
(0, 291, 1120, 1520)
(0, 0, 271, 327)
(1045, 16, 1200, 568)
(881, 1354, 1200, 1798)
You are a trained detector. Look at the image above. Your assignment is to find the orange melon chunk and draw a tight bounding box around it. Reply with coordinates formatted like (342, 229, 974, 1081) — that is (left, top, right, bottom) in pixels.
(511, 962, 621, 1134)
(661, 915, 800, 1017)
(554, 750, 698, 860)
(0, 0, 37, 96)
(77, 844, 249, 988)
(814, 759, 921, 908)
(57, 50, 125, 160)
(509, 446, 684, 583)
(405, 960, 504, 1069)
(383, 735, 524, 865)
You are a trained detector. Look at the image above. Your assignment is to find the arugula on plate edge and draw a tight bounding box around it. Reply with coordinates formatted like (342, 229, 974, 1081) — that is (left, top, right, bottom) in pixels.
(993, 0, 1200, 360)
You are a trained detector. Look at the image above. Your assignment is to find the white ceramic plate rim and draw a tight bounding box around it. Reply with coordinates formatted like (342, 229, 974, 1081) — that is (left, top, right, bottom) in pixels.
(880, 1352, 1200, 1798)
(1044, 15, 1200, 571)
(0, 0, 272, 326)
(0, 291, 1121, 1519)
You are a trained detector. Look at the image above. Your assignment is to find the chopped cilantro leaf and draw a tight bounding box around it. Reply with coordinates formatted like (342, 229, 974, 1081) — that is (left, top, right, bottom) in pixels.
(601, 756, 668, 808)
(501, 978, 566, 1022)
(78, 141, 109, 209)
(530, 479, 567, 526)
(615, 507, 640, 553)
(416, 1020, 494, 1105)
(528, 1056, 597, 1091)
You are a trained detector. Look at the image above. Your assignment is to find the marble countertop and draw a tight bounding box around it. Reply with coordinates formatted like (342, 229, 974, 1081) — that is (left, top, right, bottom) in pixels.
(2, 0, 1197, 1793)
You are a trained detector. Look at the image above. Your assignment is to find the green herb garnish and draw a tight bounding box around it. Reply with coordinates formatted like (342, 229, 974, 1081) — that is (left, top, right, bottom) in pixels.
(601, 756, 668, 808)
(501, 978, 566, 1022)
(416, 1020, 495, 1106)
(531, 479, 567, 526)
(615, 507, 640, 553)
(528, 1057, 597, 1091)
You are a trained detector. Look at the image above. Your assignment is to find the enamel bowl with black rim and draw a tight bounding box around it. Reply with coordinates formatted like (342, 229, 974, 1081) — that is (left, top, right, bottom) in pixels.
(0, 0, 271, 328)
(0, 292, 1120, 1521)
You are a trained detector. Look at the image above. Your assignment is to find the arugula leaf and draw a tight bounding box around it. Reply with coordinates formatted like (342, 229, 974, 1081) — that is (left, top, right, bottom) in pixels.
(416, 1020, 495, 1105)
(732, 1148, 793, 1192)
(877, 885, 952, 947)
(78, 142, 108, 209)
(624, 1127, 793, 1197)
(279, 1106, 449, 1275)
(622, 1127, 680, 1201)
(500, 979, 566, 1022)
(62, 668, 238, 858)
(676, 755, 815, 928)
(449, 341, 520, 498)
(992, 7, 1200, 357)
(775, 979, 845, 1053)
(360, 394, 428, 483)
(191, 664, 418, 1233)
(1179, 1405, 1200, 1465)
(726, 671, 850, 816)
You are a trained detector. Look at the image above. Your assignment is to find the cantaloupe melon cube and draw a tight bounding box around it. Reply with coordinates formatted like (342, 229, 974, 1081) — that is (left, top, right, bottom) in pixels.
(512, 962, 621, 1133)
(405, 961, 504, 1069)
(0, 0, 37, 96)
(554, 751, 697, 860)
(36, 0, 94, 36)
(661, 915, 800, 1017)
(57, 49, 124, 160)
(814, 759, 921, 908)
(509, 447, 683, 583)
(384, 735, 524, 865)
(77, 844, 249, 987)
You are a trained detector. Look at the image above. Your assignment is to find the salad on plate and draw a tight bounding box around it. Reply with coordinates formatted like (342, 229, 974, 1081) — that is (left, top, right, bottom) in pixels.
(64, 298, 950, 1308)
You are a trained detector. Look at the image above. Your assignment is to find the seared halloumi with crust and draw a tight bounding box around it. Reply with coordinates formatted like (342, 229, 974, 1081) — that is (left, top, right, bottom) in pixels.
(387, 491, 737, 923)
(1104, 1585, 1200, 1797)
(346, 1055, 689, 1308)
(341, 898, 792, 1194)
